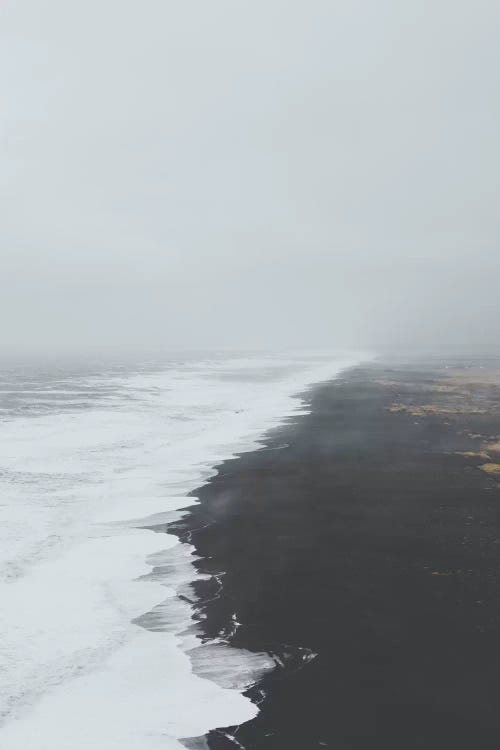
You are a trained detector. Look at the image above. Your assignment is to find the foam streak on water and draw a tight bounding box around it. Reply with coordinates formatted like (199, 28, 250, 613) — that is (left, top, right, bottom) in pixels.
(0, 351, 364, 749)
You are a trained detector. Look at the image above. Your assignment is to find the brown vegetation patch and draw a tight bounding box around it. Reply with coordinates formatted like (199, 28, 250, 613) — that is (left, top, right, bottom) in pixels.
(458, 451, 491, 460)
(431, 571, 453, 577)
(479, 463, 500, 475)
(441, 368, 500, 387)
(388, 404, 487, 417)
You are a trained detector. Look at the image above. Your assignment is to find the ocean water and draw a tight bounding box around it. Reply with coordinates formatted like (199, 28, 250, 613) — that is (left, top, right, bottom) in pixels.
(0, 351, 363, 749)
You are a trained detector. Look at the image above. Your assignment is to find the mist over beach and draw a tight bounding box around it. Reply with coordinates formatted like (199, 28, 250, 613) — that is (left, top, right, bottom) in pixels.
(2, 0, 500, 356)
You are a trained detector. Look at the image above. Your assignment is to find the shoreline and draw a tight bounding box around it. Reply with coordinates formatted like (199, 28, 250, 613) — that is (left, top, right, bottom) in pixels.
(172, 361, 500, 749)
(0, 354, 362, 750)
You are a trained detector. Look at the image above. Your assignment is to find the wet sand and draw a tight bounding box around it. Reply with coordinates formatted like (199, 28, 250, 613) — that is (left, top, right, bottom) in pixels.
(172, 361, 500, 749)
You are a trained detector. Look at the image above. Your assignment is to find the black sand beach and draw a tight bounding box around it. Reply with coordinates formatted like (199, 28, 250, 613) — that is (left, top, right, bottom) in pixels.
(172, 362, 500, 749)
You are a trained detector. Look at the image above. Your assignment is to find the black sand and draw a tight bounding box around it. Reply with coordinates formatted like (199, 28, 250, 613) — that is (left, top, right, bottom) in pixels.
(172, 363, 500, 749)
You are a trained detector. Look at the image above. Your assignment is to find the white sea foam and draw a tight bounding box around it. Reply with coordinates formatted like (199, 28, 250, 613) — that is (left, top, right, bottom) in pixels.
(0, 351, 367, 748)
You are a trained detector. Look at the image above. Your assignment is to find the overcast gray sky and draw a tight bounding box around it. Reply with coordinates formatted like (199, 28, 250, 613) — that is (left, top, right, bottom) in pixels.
(1, 0, 499, 355)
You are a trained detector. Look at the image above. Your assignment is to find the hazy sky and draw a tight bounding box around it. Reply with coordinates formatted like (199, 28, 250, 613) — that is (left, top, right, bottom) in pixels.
(2, 0, 499, 354)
